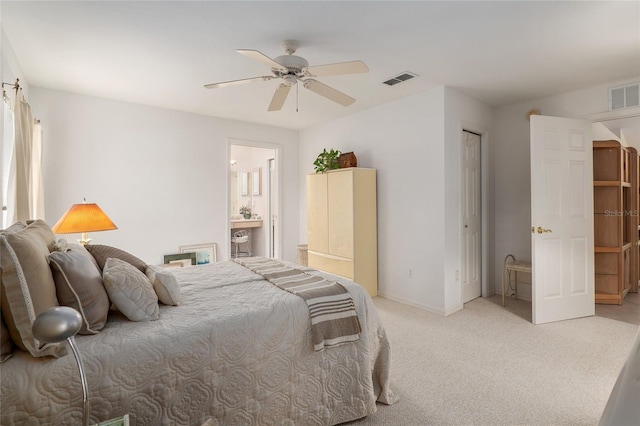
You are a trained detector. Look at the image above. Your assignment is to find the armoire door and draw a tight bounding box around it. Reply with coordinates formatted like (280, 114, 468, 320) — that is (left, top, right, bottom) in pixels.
(328, 171, 354, 259)
(307, 173, 328, 253)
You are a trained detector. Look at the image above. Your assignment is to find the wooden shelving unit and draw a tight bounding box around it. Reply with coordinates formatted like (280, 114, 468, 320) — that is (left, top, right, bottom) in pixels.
(593, 140, 638, 304)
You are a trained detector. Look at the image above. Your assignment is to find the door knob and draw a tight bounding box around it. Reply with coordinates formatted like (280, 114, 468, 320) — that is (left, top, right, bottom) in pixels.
(537, 226, 552, 234)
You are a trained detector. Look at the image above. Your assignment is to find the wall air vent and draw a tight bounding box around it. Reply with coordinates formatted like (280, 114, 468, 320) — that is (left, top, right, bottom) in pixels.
(383, 72, 418, 86)
(609, 83, 639, 111)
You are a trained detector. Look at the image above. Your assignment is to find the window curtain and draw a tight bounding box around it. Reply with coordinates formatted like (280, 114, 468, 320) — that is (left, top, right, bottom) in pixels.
(2, 90, 16, 227)
(12, 91, 44, 223)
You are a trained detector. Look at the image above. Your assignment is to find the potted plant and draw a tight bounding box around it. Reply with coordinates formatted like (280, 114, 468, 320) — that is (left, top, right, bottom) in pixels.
(313, 148, 342, 173)
(239, 205, 252, 219)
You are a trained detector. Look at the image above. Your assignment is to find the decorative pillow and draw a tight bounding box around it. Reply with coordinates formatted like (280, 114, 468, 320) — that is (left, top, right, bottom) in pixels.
(85, 245, 147, 273)
(0, 222, 25, 362)
(0, 305, 13, 363)
(53, 238, 68, 252)
(145, 265, 181, 306)
(1, 222, 27, 234)
(0, 220, 66, 357)
(67, 243, 101, 271)
(103, 258, 159, 321)
(49, 249, 110, 334)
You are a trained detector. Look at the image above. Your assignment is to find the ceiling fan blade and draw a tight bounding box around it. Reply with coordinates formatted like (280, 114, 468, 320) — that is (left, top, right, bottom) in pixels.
(303, 79, 355, 106)
(204, 76, 274, 89)
(268, 84, 292, 112)
(237, 49, 286, 71)
(305, 60, 369, 77)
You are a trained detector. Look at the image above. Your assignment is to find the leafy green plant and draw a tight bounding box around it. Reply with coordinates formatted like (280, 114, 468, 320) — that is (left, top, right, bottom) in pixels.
(313, 148, 342, 173)
(239, 204, 252, 219)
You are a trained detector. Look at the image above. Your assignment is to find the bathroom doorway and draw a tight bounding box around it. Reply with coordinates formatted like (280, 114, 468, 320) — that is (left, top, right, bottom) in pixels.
(229, 140, 279, 259)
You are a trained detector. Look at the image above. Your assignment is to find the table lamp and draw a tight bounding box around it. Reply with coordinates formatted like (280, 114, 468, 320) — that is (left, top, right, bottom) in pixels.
(52, 199, 117, 245)
(32, 306, 90, 426)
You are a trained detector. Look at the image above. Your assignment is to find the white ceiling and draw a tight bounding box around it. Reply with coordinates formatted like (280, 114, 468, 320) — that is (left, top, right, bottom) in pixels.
(2, 1, 639, 130)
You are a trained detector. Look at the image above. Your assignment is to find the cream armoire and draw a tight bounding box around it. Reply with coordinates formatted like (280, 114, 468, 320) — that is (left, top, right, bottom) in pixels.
(307, 167, 377, 296)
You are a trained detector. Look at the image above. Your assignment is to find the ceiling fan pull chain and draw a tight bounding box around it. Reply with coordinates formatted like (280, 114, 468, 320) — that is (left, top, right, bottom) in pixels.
(296, 83, 299, 112)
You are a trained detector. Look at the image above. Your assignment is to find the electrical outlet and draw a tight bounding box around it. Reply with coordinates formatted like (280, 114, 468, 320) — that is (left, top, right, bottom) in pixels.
(409, 269, 413, 277)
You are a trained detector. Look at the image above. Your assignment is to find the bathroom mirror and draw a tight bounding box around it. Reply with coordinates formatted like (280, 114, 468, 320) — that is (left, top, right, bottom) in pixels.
(240, 171, 250, 196)
(230, 171, 253, 215)
(252, 168, 261, 196)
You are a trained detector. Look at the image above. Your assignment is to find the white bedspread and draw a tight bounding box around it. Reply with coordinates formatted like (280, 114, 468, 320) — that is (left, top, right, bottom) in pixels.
(0, 261, 397, 425)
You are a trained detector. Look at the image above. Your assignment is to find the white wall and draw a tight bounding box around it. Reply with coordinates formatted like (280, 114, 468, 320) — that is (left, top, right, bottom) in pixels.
(31, 87, 300, 264)
(0, 28, 28, 98)
(1, 28, 29, 228)
(300, 86, 493, 315)
(493, 78, 638, 300)
(443, 88, 494, 311)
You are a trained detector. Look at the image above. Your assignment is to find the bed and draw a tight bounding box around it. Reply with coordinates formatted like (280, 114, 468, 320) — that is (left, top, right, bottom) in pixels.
(0, 223, 397, 425)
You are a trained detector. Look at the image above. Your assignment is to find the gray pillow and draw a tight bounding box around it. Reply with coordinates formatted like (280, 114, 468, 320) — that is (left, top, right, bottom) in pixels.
(0, 223, 25, 362)
(0, 220, 66, 358)
(103, 258, 159, 321)
(145, 265, 181, 306)
(0, 308, 13, 363)
(85, 244, 147, 273)
(49, 249, 110, 334)
(66, 243, 101, 271)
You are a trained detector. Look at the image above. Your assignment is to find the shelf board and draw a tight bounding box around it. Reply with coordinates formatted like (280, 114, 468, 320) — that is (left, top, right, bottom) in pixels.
(594, 181, 622, 187)
(595, 246, 622, 253)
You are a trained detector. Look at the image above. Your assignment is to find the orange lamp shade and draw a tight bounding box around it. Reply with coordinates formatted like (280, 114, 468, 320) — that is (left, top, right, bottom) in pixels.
(52, 203, 117, 234)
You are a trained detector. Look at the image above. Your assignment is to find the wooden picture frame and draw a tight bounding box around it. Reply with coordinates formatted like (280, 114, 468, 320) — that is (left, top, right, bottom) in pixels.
(180, 243, 217, 265)
(163, 252, 196, 265)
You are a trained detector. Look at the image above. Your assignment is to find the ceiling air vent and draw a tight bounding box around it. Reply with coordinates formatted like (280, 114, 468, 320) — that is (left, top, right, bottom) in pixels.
(609, 83, 639, 111)
(383, 72, 417, 86)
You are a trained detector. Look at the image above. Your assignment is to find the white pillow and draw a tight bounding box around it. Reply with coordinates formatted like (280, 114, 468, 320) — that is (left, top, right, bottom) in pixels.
(103, 258, 159, 321)
(145, 265, 181, 306)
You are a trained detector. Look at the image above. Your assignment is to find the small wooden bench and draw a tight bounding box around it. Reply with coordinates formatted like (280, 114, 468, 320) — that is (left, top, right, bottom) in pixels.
(502, 254, 532, 306)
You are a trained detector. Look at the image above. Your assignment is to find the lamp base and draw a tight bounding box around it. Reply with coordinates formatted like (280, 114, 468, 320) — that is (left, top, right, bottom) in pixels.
(78, 233, 92, 246)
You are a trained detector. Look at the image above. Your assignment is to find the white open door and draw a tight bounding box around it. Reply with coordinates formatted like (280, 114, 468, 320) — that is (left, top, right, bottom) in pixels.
(530, 115, 594, 324)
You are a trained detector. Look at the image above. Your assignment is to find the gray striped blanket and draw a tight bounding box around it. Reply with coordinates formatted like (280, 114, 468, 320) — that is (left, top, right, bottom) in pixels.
(235, 257, 361, 351)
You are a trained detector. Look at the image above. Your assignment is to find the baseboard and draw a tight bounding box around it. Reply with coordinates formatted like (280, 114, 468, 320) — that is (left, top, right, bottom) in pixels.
(377, 292, 456, 316)
(445, 303, 464, 316)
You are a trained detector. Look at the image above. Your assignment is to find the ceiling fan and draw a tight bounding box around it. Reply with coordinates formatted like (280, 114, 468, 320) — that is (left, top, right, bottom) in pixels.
(204, 40, 369, 111)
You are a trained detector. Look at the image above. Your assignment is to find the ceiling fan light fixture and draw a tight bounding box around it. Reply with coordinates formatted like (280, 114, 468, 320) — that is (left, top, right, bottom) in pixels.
(204, 40, 368, 111)
(282, 74, 297, 86)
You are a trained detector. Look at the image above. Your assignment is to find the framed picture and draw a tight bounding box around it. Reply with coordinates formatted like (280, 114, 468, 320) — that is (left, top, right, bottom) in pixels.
(180, 243, 217, 265)
(163, 252, 196, 265)
(168, 259, 192, 267)
(252, 167, 262, 196)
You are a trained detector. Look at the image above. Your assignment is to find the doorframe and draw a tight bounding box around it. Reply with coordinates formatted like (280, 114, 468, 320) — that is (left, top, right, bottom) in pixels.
(227, 138, 282, 260)
(267, 157, 277, 258)
(459, 122, 492, 303)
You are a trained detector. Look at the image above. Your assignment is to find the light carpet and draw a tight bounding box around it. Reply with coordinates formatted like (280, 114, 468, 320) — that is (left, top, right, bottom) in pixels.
(348, 295, 639, 425)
